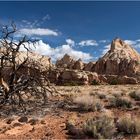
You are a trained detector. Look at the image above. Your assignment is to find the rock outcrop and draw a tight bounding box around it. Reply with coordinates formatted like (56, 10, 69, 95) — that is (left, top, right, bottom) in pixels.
(17, 51, 52, 70)
(56, 54, 85, 70)
(47, 69, 99, 85)
(84, 62, 96, 71)
(73, 59, 84, 70)
(56, 54, 75, 69)
(94, 38, 140, 76)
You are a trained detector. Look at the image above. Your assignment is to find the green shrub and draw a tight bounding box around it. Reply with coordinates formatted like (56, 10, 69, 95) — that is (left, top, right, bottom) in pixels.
(83, 115, 116, 139)
(110, 97, 132, 108)
(91, 79, 100, 85)
(109, 79, 118, 85)
(129, 90, 140, 101)
(117, 116, 140, 134)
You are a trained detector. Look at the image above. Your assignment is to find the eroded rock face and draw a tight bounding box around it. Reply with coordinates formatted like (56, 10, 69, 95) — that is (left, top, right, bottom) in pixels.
(84, 62, 96, 71)
(47, 69, 100, 85)
(94, 38, 140, 76)
(60, 70, 89, 85)
(73, 59, 84, 70)
(56, 54, 75, 69)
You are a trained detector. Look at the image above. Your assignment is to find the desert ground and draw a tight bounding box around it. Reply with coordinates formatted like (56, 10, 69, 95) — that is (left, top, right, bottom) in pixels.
(0, 85, 139, 139)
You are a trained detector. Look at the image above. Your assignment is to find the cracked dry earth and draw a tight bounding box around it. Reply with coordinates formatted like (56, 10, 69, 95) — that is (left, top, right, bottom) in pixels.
(0, 85, 139, 139)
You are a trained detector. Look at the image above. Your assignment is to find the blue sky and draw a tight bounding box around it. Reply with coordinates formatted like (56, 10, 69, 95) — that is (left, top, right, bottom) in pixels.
(0, 1, 140, 62)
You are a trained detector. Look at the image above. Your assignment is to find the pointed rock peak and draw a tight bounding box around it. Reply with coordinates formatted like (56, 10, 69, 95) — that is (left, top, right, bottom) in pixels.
(111, 37, 126, 51)
(63, 53, 71, 59)
(77, 58, 82, 61)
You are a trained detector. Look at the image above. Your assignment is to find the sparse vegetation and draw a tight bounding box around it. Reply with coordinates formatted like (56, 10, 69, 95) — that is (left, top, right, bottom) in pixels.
(83, 115, 116, 139)
(109, 97, 132, 108)
(109, 79, 118, 85)
(97, 92, 106, 99)
(73, 95, 103, 111)
(63, 81, 79, 86)
(91, 79, 100, 85)
(117, 115, 140, 134)
(129, 90, 140, 101)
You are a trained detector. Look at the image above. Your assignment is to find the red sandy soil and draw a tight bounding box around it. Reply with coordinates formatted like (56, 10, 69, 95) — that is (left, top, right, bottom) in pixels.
(0, 85, 139, 139)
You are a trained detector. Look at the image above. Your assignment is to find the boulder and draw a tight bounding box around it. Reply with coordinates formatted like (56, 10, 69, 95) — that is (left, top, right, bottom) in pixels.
(60, 70, 89, 85)
(118, 76, 138, 84)
(87, 72, 99, 84)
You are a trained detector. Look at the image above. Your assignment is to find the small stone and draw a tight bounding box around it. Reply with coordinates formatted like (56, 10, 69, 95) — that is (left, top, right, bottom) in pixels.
(18, 116, 28, 123)
(40, 120, 46, 124)
(28, 119, 38, 125)
(13, 122, 22, 127)
(6, 118, 14, 124)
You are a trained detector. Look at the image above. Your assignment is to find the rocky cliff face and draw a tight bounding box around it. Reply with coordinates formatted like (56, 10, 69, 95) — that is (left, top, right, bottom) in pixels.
(94, 38, 140, 76)
(56, 54, 85, 70)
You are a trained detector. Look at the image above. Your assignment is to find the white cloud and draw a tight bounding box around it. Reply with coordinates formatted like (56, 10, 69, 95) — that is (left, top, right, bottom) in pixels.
(21, 15, 51, 29)
(18, 28, 58, 36)
(99, 40, 109, 43)
(66, 39, 75, 46)
(124, 40, 140, 49)
(101, 44, 110, 56)
(78, 40, 98, 47)
(124, 40, 136, 45)
(42, 14, 50, 21)
(21, 39, 93, 62)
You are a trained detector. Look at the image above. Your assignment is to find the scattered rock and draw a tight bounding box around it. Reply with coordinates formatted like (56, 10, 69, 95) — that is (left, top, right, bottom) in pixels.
(18, 116, 28, 123)
(40, 120, 46, 125)
(6, 118, 14, 124)
(28, 119, 38, 125)
(13, 123, 22, 127)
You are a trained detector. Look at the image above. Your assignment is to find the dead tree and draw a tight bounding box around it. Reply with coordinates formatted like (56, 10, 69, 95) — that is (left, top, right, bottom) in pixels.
(0, 22, 55, 108)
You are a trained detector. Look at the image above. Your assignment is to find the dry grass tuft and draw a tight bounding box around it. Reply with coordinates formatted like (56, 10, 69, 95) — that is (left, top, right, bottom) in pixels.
(129, 90, 140, 101)
(117, 115, 140, 134)
(109, 97, 132, 108)
(83, 114, 116, 139)
(73, 95, 103, 111)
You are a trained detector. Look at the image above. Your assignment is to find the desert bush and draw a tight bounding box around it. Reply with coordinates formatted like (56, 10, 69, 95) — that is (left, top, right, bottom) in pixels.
(91, 79, 100, 85)
(97, 92, 106, 99)
(83, 115, 116, 139)
(109, 97, 132, 108)
(73, 95, 103, 111)
(112, 91, 124, 98)
(63, 81, 79, 86)
(109, 79, 118, 85)
(129, 90, 140, 101)
(117, 115, 140, 134)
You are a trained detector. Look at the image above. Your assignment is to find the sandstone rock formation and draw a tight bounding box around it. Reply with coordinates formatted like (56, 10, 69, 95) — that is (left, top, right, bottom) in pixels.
(73, 59, 84, 70)
(84, 62, 96, 71)
(47, 69, 99, 85)
(56, 54, 75, 69)
(17, 51, 52, 70)
(56, 54, 85, 70)
(94, 38, 140, 76)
